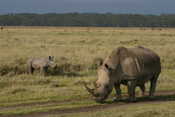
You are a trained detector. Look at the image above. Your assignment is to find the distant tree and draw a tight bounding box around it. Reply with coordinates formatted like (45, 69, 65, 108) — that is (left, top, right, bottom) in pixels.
(0, 13, 175, 27)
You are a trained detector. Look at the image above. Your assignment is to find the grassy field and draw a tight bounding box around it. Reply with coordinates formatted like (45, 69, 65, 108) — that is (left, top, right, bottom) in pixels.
(0, 27, 175, 117)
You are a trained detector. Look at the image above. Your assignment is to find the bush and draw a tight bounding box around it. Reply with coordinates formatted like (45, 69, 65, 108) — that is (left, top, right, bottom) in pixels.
(0, 57, 26, 76)
(48, 62, 85, 75)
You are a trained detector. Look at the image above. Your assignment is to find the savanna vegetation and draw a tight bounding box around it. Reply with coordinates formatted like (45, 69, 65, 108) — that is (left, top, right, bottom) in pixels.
(0, 27, 175, 117)
(1, 13, 175, 27)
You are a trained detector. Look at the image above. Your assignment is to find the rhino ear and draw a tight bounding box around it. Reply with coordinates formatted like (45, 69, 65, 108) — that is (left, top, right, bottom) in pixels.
(118, 47, 128, 58)
(105, 64, 109, 69)
(98, 60, 103, 66)
(105, 64, 112, 72)
(49, 56, 51, 60)
(52, 56, 54, 60)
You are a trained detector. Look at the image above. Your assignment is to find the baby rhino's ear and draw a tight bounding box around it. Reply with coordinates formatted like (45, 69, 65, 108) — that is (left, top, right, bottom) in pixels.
(49, 56, 54, 60)
(49, 56, 52, 60)
(52, 56, 54, 60)
(49, 56, 54, 61)
(104, 64, 113, 73)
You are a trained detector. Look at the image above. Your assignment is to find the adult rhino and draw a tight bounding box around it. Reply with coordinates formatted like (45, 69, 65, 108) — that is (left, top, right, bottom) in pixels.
(27, 56, 57, 76)
(84, 46, 161, 103)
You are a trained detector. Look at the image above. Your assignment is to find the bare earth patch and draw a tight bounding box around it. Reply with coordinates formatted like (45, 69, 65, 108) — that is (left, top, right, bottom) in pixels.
(0, 90, 175, 117)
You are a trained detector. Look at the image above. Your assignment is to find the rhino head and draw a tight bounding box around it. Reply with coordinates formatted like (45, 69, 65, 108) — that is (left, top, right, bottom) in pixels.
(83, 47, 125, 103)
(48, 56, 57, 68)
(84, 64, 115, 103)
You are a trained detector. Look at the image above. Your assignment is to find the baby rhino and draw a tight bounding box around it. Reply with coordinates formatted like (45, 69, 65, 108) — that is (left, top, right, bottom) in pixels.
(27, 56, 56, 76)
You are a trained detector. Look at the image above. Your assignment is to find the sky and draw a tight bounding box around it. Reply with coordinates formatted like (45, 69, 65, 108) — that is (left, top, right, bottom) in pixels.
(0, 0, 175, 14)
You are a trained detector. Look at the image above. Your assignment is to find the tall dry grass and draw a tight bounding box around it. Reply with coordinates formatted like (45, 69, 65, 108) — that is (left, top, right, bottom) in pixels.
(0, 27, 175, 116)
(0, 27, 175, 75)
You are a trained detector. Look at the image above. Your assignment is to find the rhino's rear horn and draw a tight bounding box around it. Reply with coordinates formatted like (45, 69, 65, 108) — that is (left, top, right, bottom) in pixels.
(93, 81, 97, 88)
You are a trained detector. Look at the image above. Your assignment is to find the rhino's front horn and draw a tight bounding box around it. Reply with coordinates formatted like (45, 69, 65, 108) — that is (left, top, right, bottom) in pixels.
(83, 82, 96, 96)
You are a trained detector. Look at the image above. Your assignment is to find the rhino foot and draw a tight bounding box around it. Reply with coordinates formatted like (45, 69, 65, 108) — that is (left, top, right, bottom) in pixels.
(127, 98, 137, 103)
(112, 97, 123, 102)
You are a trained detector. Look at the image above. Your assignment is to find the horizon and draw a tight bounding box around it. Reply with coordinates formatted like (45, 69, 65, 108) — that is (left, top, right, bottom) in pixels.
(0, 0, 175, 15)
(0, 12, 175, 16)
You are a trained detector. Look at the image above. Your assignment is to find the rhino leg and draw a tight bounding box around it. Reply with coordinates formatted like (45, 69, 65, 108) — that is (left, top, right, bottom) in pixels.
(139, 84, 145, 96)
(113, 82, 122, 101)
(28, 66, 34, 74)
(40, 67, 45, 76)
(149, 74, 159, 97)
(127, 80, 136, 102)
(40, 67, 48, 76)
(30, 68, 34, 74)
(27, 61, 34, 74)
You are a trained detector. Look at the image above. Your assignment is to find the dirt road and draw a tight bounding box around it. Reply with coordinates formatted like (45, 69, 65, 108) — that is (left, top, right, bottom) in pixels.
(0, 90, 175, 117)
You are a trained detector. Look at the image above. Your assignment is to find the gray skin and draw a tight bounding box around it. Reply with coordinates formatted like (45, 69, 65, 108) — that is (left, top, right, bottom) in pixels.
(94, 58, 146, 97)
(84, 46, 161, 103)
(112, 80, 146, 102)
(27, 56, 57, 76)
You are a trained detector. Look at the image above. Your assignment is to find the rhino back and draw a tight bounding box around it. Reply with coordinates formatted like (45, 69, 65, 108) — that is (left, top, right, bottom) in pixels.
(31, 58, 49, 68)
(121, 47, 161, 80)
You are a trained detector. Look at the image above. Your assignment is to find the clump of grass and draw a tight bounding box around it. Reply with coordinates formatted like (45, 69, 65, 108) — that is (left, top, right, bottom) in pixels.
(0, 64, 14, 76)
(134, 110, 161, 117)
(0, 57, 26, 76)
(58, 63, 83, 72)
(0, 81, 10, 89)
(10, 88, 28, 94)
(48, 56, 87, 76)
(36, 79, 51, 85)
(50, 83, 60, 88)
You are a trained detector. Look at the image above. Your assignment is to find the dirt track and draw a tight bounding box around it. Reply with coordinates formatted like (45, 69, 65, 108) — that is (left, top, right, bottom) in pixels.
(0, 90, 175, 117)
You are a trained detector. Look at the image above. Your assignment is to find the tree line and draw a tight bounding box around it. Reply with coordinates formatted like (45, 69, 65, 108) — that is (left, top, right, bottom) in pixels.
(0, 13, 175, 27)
